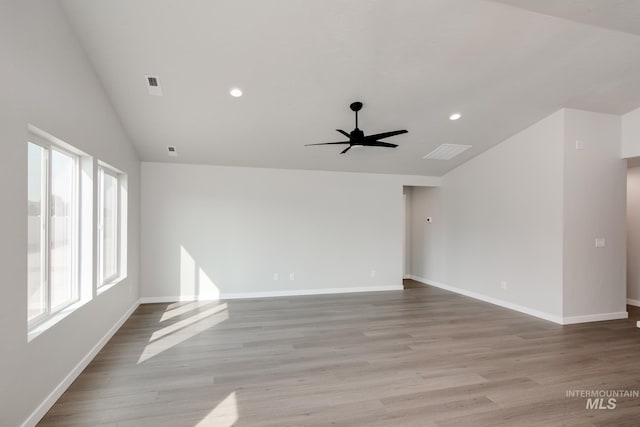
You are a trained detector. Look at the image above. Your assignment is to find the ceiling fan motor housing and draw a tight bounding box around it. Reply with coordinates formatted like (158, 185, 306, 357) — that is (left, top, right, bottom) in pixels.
(350, 128, 365, 142)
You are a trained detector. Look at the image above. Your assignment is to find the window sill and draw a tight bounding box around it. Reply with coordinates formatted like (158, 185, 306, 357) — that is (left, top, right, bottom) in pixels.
(97, 275, 127, 296)
(28, 298, 90, 342)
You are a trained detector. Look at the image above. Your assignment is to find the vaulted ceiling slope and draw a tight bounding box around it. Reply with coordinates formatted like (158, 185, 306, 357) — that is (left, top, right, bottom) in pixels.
(60, 0, 640, 176)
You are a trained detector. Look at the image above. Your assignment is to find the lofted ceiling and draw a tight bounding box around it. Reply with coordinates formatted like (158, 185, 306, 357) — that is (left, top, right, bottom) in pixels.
(60, 0, 640, 176)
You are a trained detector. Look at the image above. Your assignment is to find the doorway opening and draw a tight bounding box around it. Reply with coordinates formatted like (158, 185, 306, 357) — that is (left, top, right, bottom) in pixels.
(402, 185, 438, 290)
(626, 159, 640, 324)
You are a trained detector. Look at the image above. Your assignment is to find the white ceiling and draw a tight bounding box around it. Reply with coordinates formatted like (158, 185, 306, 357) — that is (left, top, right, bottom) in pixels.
(61, 0, 640, 176)
(495, 0, 640, 36)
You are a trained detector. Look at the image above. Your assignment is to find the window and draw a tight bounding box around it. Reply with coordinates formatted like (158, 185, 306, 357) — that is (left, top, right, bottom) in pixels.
(28, 139, 80, 326)
(27, 126, 127, 336)
(97, 165, 122, 287)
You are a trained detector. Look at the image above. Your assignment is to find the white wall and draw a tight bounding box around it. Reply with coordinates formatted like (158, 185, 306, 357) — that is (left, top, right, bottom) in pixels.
(409, 109, 629, 323)
(621, 106, 640, 158)
(141, 163, 439, 300)
(0, 1, 140, 426)
(410, 111, 565, 319)
(627, 167, 640, 303)
(562, 109, 627, 319)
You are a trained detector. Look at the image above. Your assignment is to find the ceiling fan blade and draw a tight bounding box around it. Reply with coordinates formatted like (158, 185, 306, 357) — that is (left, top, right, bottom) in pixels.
(304, 141, 350, 146)
(340, 146, 352, 154)
(364, 130, 408, 140)
(336, 129, 350, 138)
(364, 141, 398, 148)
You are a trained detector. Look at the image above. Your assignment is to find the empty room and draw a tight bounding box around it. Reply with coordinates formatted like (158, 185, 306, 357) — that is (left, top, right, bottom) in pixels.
(4, 0, 640, 426)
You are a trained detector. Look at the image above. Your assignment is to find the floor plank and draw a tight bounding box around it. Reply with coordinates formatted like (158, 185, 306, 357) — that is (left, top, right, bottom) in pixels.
(39, 281, 640, 426)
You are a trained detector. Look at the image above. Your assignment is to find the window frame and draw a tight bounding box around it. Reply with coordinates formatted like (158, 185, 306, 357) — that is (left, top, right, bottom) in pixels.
(97, 163, 122, 288)
(27, 136, 81, 330)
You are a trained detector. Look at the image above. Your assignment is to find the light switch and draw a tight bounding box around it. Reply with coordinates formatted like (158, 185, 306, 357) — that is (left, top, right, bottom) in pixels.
(576, 140, 584, 150)
(595, 238, 606, 248)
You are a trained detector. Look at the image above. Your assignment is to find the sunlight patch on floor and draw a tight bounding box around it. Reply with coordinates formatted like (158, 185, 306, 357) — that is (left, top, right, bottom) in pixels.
(195, 392, 238, 427)
(160, 301, 203, 322)
(137, 305, 229, 364)
(151, 303, 228, 342)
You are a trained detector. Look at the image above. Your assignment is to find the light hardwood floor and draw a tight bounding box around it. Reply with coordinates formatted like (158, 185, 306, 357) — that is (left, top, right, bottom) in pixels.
(39, 281, 640, 426)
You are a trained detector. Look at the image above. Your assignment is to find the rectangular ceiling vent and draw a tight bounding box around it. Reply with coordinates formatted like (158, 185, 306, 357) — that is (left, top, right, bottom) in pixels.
(423, 144, 471, 160)
(145, 75, 163, 96)
(167, 146, 177, 156)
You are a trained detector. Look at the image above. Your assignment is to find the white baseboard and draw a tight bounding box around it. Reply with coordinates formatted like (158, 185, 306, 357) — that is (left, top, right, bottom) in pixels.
(140, 285, 403, 304)
(627, 298, 640, 307)
(408, 275, 563, 324)
(408, 275, 631, 325)
(140, 295, 219, 303)
(561, 312, 628, 325)
(22, 301, 139, 427)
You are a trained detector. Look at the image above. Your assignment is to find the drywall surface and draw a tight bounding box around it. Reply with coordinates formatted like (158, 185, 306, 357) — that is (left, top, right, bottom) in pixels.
(0, 1, 140, 425)
(410, 110, 565, 318)
(141, 162, 438, 299)
(621, 106, 640, 158)
(410, 108, 628, 322)
(562, 109, 626, 318)
(628, 167, 640, 302)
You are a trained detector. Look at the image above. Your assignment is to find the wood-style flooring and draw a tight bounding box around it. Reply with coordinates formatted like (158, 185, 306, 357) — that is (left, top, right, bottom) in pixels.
(39, 281, 640, 426)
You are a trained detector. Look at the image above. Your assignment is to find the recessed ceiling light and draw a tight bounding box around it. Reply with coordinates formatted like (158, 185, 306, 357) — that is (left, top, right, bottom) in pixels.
(449, 113, 462, 121)
(230, 88, 243, 98)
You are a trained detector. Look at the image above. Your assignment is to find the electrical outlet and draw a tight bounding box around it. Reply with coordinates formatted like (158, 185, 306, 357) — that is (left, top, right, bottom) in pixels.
(595, 238, 606, 248)
(501, 280, 507, 290)
(371, 270, 376, 278)
(289, 273, 295, 281)
(273, 273, 279, 281)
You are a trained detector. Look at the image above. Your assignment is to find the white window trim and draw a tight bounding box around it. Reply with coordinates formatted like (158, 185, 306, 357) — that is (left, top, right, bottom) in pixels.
(97, 162, 125, 292)
(27, 132, 82, 333)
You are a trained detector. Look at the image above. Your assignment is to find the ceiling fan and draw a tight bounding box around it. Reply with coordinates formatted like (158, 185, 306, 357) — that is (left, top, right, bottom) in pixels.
(305, 102, 408, 154)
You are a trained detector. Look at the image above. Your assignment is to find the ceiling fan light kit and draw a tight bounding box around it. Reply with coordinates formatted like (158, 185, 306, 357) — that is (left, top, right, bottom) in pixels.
(305, 101, 408, 154)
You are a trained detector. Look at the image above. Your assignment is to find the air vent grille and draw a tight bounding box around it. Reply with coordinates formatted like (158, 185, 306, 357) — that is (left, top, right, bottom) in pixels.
(145, 75, 163, 96)
(423, 144, 471, 160)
